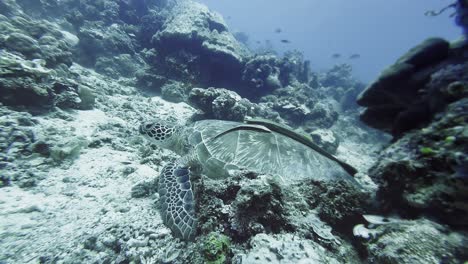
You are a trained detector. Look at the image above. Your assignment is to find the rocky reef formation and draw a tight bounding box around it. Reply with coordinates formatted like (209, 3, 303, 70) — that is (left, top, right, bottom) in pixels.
(354, 216, 468, 263)
(0, 10, 97, 112)
(354, 36, 468, 262)
(357, 37, 467, 137)
(147, 0, 249, 89)
(188, 87, 281, 122)
(2, 0, 466, 263)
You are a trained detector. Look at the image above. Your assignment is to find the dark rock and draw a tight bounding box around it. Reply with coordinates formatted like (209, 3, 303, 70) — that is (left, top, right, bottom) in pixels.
(357, 63, 415, 107)
(233, 177, 291, 237)
(53, 81, 81, 109)
(357, 38, 466, 137)
(151, 1, 249, 89)
(456, 0, 468, 38)
(369, 98, 468, 228)
(31, 140, 50, 156)
(396, 38, 450, 68)
(241, 55, 282, 99)
(298, 180, 369, 231)
(138, 10, 167, 49)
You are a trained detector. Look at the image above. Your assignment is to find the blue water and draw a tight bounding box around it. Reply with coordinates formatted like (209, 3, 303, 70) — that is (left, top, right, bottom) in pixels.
(196, 0, 461, 82)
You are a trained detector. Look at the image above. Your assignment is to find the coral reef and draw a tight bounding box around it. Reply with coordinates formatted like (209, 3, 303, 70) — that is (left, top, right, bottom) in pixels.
(0, 12, 97, 111)
(241, 54, 282, 98)
(3, 0, 465, 263)
(358, 218, 468, 264)
(150, 0, 249, 88)
(353, 31, 468, 264)
(188, 87, 281, 121)
(368, 97, 468, 228)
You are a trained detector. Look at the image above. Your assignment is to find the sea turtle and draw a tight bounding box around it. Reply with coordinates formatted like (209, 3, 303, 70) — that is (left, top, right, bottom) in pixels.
(139, 118, 358, 240)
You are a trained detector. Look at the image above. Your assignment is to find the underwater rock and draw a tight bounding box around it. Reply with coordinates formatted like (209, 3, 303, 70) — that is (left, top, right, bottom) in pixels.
(52, 80, 82, 109)
(369, 97, 468, 228)
(0, 107, 49, 188)
(297, 179, 369, 230)
(195, 172, 292, 241)
(319, 64, 366, 110)
(76, 24, 137, 68)
(135, 68, 168, 91)
(232, 176, 291, 237)
(260, 83, 340, 130)
(0, 51, 55, 109)
(0, 14, 81, 110)
(188, 87, 281, 122)
(152, 0, 249, 88)
(239, 51, 317, 100)
(363, 218, 468, 264)
(278, 50, 314, 86)
(50, 137, 88, 164)
(320, 63, 354, 88)
(456, 0, 468, 39)
(161, 81, 190, 103)
(240, 233, 343, 263)
(77, 85, 96, 110)
(241, 54, 282, 99)
(357, 38, 466, 137)
(303, 101, 339, 130)
(201, 232, 231, 264)
(188, 87, 250, 121)
(95, 54, 143, 78)
(0, 15, 74, 68)
(138, 10, 167, 49)
(309, 129, 340, 154)
(4, 32, 41, 58)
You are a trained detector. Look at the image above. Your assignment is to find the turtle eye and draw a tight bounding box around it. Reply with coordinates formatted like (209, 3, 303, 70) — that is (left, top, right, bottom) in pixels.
(139, 123, 154, 135)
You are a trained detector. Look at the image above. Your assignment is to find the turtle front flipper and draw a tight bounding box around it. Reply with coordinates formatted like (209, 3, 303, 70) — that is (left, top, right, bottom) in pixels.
(158, 161, 197, 241)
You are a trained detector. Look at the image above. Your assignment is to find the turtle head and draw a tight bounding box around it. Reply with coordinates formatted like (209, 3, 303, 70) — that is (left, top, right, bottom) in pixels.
(139, 120, 181, 150)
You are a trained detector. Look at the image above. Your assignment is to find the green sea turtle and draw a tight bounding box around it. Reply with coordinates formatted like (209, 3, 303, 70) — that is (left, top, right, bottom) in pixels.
(139, 118, 358, 240)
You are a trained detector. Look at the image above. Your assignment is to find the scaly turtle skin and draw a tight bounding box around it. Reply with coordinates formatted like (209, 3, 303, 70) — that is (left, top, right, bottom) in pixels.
(139, 119, 358, 240)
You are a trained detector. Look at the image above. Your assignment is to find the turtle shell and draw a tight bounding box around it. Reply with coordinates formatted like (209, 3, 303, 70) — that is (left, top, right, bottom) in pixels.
(187, 120, 351, 183)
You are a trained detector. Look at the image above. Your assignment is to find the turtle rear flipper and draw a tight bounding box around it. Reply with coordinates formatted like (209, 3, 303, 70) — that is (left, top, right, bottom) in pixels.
(159, 161, 197, 240)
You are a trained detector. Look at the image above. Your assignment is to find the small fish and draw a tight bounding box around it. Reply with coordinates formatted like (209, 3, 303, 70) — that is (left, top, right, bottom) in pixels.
(274, 28, 282, 33)
(349, 54, 361, 59)
(280, 39, 290, 44)
(331, 53, 341, 59)
(256, 40, 261, 44)
(227, 16, 232, 20)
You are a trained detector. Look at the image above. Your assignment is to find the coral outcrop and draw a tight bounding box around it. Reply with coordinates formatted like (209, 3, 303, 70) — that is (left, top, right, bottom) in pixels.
(150, 0, 249, 87)
(357, 38, 467, 137)
(188, 87, 281, 121)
